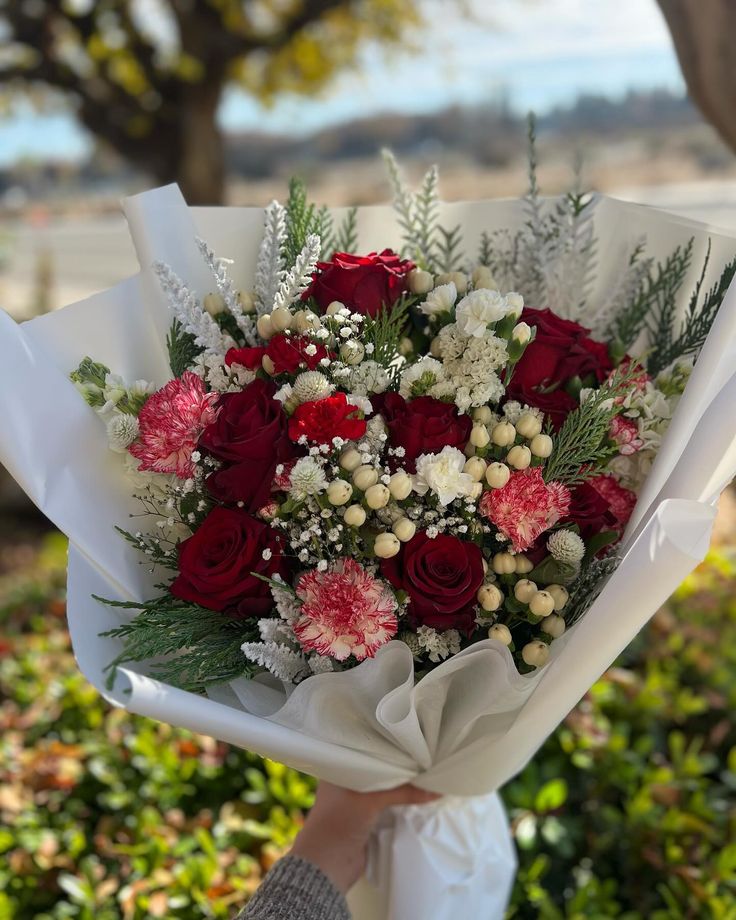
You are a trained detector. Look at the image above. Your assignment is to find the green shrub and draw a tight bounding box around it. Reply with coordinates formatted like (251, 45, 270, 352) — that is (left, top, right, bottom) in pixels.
(0, 533, 734, 918)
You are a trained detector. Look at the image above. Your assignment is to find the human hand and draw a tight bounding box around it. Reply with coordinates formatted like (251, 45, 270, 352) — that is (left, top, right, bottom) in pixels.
(290, 781, 440, 895)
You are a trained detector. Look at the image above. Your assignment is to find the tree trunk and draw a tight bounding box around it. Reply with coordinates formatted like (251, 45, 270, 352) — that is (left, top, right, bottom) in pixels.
(657, 0, 736, 153)
(171, 78, 226, 205)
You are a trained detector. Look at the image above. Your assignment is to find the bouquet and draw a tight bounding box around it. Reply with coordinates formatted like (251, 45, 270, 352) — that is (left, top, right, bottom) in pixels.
(68, 146, 732, 689)
(3, 133, 736, 919)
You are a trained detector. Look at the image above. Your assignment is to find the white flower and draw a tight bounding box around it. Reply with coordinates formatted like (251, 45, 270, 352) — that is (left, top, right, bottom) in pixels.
(441, 333, 509, 410)
(241, 641, 307, 683)
(455, 289, 514, 337)
(399, 357, 445, 399)
(106, 413, 140, 452)
(413, 446, 477, 506)
(349, 360, 390, 396)
(293, 371, 333, 403)
(505, 291, 524, 318)
(418, 281, 457, 317)
(289, 457, 328, 501)
(547, 530, 586, 565)
(416, 625, 461, 663)
(346, 393, 373, 415)
(274, 383, 293, 404)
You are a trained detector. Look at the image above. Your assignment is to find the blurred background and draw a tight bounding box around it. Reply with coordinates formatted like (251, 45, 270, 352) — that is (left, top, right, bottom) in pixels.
(2, 2, 736, 918)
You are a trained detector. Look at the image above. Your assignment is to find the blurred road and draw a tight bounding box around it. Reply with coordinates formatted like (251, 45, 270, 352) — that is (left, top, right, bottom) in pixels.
(2, 180, 736, 320)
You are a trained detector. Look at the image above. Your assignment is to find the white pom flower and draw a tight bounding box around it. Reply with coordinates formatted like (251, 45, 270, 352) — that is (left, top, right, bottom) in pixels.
(106, 413, 140, 452)
(418, 281, 457, 316)
(293, 371, 333, 403)
(455, 289, 514, 338)
(413, 445, 477, 506)
(289, 457, 328, 500)
(547, 529, 586, 566)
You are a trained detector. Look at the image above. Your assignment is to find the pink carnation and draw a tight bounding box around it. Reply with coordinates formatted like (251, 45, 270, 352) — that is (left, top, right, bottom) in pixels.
(294, 558, 398, 661)
(129, 371, 219, 479)
(480, 467, 571, 552)
(610, 415, 644, 455)
(590, 474, 637, 531)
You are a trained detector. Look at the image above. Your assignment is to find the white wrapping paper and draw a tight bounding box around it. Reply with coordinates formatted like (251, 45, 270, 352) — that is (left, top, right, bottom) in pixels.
(1, 185, 735, 919)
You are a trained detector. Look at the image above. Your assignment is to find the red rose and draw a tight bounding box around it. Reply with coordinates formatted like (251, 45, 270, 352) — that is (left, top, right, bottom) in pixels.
(564, 481, 619, 540)
(381, 532, 484, 633)
(199, 378, 297, 510)
(265, 334, 329, 375)
(225, 346, 267, 370)
(171, 506, 285, 617)
(377, 393, 473, 472)
(507, 307, 613, 428)
(288, 393, 367, 445)
(305, 249, 414, 317)
(589, 474, 637, 531)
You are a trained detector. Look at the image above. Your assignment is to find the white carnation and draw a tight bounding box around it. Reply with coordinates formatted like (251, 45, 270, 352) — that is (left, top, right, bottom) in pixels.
(399, 357, 445, 399)
(106, 413, 140, 452)
(455, 289, 514, 338)
(346, 393, 374, 415)
(418, 281, 457, 316)
(413, 445, 477, 506)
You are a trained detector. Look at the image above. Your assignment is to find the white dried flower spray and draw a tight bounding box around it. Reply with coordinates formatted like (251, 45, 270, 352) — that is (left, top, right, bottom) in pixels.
(196, 237, 258, 345)
(153, 261, 233, 356)
(241, 641, 307, 683)
(255, 201, 287, 315)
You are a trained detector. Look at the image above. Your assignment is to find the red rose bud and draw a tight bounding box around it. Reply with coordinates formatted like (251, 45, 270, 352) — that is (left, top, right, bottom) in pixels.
(225, 346, 267, 370)
(377, 393, 472, 473)
(265, 334, 329, 375)
(380, 531, 485, 634)
(305, 249, 414, 317)
(288, 393, 367, 446)
(171, 506, 286, 617)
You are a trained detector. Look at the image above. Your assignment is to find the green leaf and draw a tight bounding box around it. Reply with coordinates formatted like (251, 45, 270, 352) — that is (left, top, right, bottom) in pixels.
(584, 530, 619, 561)
(535, 778, 568, 812)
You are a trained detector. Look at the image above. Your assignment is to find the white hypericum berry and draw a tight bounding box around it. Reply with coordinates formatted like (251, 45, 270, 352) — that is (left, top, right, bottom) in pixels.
(541, 614, 566, 638)
(203, 292, 226, 316)
(530, 433, 554, 458)
(343, 504, 367, 527)
(408, 268, 434, 295)
(392, 517, 416, 542)
(107, 413, 140, 452)
(352, 465, 379, 491)
(514, 579, 538, 604)
(365, 483, 390, 509)
(522, 640, 550, 667)
(547, 530, 586, 566)
(463, 457, 487, 482)
(374, 532, 401, 559)
(471, 265, 497, 290)
(257, 314, 274, 339)
(515, 411, 543, 439)
(470, 424, 490, 448)
(529, 590, 555, 617)
(488, 623, 512, 645)
(485, 461, 511, 489)
(293, 371, 333, 403)
(546, 584, 569, 611)
(506, 445, 532, 470)
(473, 405, 494, 425)
(388, 470, 413, 500)
(270, 306, 292, 332)
(492, 552, 517, 575)
(327, 480, 353, 506)
(491, 421, 516, 447)
(339, 447, 363, 472)
(477, 583, 503, 612)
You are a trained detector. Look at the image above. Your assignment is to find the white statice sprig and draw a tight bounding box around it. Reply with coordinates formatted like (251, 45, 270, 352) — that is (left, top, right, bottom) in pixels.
(196, 237, 258, 345)
(153, 261, 233, 356)
(255, 200, 287, 316)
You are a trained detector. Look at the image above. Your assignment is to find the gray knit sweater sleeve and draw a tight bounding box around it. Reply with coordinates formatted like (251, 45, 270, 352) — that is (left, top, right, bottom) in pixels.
(237, 855, 350, 920)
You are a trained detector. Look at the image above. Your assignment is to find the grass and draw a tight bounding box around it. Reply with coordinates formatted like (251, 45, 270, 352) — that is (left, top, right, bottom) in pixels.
(0, 530, 735, 919)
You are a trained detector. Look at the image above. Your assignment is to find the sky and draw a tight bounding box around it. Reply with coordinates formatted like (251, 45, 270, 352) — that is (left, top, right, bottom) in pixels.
(0, 0, 685, 167)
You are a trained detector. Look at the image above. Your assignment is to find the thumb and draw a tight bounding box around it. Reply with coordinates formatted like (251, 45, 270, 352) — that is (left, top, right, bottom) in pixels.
(373, 784, 442, 810)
